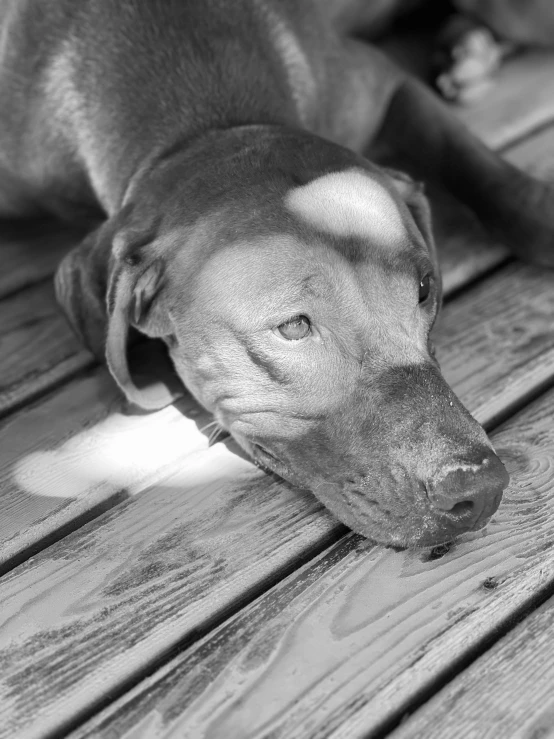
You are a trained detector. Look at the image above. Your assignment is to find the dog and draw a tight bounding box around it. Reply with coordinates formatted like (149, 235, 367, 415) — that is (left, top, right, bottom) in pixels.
(1, 0, 553, 548)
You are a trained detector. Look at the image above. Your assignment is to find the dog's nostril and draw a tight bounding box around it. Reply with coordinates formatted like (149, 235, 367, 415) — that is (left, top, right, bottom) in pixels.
(426, 451, 509, 525)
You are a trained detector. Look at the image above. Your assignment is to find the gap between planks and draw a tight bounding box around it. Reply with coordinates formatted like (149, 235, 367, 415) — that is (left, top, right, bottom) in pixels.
(1, 257, 554, 739)
(1, 44, 552, 739)
(388, 592, 554, 739)
(68, 377, 554, 739)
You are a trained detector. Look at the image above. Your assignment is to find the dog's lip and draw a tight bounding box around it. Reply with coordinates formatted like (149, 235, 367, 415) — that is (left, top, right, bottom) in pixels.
(252, 443, 281, 467)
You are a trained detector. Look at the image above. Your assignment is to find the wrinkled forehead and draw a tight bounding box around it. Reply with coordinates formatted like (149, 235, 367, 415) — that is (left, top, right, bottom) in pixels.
(284, 167, 409, 251)
(189, 233, 417, 335)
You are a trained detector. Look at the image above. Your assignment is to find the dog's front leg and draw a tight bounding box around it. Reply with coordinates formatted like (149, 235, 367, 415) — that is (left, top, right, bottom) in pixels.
(370, 58, 554, 266)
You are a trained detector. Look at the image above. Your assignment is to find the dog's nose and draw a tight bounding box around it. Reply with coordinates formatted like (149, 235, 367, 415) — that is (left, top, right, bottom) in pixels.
(426, 450, 509, 527)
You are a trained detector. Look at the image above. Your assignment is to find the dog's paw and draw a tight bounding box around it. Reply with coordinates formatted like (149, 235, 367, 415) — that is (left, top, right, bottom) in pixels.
(433, 15, 509, 104)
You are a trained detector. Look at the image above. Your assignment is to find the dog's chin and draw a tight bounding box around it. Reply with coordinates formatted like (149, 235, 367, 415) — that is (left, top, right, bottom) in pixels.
(347, 511, 495, 551)
(249, 443, 295, 482)
(244, 443, 487, 551)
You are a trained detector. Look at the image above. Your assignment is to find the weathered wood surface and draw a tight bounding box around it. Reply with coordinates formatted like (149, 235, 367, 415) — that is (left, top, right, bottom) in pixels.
(0, 221, 82, 299)
(0, 281, 94, 418)
(0, 374, 218, 570)
(69, 385, 554, 739)
(0, 258, 553, 738)
(1, 38, 553, 739)
(437, 263, 554, 428)
(389, 594, 554, 739)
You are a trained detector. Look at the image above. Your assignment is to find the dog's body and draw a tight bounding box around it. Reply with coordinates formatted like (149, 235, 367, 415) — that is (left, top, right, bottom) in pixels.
(1, 0, 553, 546)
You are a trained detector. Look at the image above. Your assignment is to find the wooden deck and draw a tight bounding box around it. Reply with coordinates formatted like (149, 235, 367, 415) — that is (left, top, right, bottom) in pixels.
(2, 47, 554, 739)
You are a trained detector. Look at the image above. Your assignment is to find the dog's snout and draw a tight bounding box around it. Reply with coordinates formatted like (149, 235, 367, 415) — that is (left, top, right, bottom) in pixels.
(426, 450, 509, 526)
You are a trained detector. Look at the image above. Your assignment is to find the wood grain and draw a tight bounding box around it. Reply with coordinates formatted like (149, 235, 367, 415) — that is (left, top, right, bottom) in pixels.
(436, 263, 554, 429)
(0, 371, 221, 569)
(68, 385, 554, 739)
(388, 594, 554, 739)
(0, 259, 552, 738)
(0, 281, 94, 418)
(1, 43, 553, 739)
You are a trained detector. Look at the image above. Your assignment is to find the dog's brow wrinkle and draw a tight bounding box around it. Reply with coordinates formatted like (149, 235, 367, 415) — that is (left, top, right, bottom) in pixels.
(243, 339, 292, 385)
(285, 168, 407, 247)
(300, 273, 325, 297)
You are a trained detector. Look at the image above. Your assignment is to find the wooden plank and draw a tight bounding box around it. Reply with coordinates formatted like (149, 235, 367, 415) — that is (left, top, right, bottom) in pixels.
(69, 382, 554, 739)
(0, 280, 94, 418)
(0, 372, 217, 570)
(387, 594, 554, 739)
(0, 221, 83, 299)
(1, 259, 554, 739)
(437, 262, 554, 428)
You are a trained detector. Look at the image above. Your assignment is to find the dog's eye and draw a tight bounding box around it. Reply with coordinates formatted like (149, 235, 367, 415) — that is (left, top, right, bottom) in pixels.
(278, 315, 311, 340)
(419, 274, 432, 303)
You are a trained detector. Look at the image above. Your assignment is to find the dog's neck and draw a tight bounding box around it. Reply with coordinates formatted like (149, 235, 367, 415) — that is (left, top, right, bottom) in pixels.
(73, 13, 314, 216)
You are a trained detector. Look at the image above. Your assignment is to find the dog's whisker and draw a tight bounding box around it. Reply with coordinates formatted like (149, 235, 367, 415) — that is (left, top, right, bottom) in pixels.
(209, 423, 230, 446)
(198, 420, 219, 436)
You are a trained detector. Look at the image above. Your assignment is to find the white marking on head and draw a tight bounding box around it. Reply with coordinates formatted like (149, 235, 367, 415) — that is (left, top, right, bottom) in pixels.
(285, 169, 407, 247)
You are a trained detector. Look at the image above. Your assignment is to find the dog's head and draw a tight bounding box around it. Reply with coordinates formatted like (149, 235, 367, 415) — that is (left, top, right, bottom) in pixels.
(56, 127, 508, 547)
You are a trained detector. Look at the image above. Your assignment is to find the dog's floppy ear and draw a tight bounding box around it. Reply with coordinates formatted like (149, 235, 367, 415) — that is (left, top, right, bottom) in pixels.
(384, 167, 443, 305)
(105, 250, 183, 410)
(55, 213, 183, 410)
